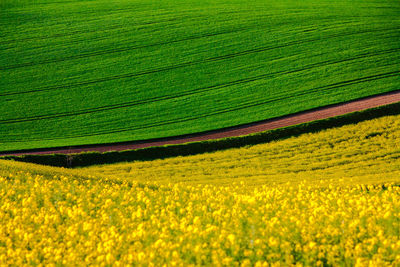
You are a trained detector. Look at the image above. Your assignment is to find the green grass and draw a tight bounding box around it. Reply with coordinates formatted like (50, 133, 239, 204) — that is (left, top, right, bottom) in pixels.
(1, 0, 399, 152)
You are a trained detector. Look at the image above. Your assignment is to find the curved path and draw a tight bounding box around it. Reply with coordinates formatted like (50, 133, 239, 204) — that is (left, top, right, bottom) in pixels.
(2, 90, 400, 156)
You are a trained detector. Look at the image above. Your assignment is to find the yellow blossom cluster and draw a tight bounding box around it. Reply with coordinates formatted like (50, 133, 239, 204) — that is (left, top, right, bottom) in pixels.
(0, 167, 399, 266)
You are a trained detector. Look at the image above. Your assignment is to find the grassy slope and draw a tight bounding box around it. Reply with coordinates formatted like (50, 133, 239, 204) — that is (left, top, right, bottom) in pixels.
(1, 0, 400, 151)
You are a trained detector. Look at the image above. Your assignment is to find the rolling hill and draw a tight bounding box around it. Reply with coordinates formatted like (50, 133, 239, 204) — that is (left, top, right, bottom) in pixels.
(1, 0, 399, 152)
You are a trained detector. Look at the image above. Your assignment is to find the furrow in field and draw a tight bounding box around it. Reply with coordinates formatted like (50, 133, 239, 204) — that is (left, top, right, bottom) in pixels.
(0, 17, 181, 46)
(0, 9, 254, 47)
(0, 27, 248, 70)
(1, 26, 398, 97)
(4, 71, 398, 143)
(1, 47, 398, 124)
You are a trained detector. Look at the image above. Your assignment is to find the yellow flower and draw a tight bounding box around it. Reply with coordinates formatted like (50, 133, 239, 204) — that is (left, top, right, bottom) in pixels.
(268, 237, 278, 248)
(227, 234, 235, 244)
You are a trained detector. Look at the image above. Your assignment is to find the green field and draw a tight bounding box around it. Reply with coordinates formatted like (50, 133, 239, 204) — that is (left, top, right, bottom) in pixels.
(1, 0, 399, 152)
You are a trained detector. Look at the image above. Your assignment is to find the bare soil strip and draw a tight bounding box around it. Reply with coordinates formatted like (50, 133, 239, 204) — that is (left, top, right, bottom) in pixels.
(2, 90, 400, 156)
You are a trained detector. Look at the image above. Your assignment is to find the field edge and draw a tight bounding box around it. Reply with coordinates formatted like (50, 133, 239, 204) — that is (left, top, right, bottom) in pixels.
(2, 101, 399, 168)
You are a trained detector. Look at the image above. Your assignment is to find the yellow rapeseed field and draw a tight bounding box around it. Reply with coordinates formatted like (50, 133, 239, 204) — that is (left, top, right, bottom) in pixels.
(85, 114, 400, 187)
(1, 114, 400, 266)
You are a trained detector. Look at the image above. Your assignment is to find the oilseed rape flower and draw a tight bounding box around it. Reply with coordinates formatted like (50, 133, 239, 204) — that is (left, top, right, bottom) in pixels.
(1, 167, 400, 266)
